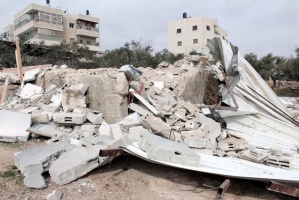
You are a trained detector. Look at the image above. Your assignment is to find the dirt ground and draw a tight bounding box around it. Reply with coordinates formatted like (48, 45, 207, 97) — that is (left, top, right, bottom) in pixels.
(0, 139, 297, 200)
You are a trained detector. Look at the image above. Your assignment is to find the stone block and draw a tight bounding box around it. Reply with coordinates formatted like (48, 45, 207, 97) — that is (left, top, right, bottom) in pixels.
(53, 113, 86, 125)
(41, 103, 60, 112)
(98, 121, 111, 136)
(81, 124, 98, 133)
(139, 133, 200, 167)
(183, 102, 198, 115)
(67, 83, 89, 95)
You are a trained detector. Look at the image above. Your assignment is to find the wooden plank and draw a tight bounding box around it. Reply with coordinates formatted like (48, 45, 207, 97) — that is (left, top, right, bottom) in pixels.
(0, 75, 10, 104)
(15, 41, 23, 83)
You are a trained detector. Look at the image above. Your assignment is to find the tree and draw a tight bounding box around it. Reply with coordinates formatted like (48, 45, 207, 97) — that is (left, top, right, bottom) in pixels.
(244, 53, 260, 72)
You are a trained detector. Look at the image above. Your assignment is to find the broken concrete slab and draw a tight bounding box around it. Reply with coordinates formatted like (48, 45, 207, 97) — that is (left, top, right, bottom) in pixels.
(19, 83, 43, 99)
(14, 143, 68, 176)
(139, 133, 200, 167)
(0, 110, 31, 142)
(53, 113, 86, 125)
(24, 172, 46, 189)
(66, 83, 89, 95)
(128, 103, 152, 117)
(49, 146, 100, 185)
(128, 126, 151, 141)
(27, 122, 66, 138)
(141, 114, 171, 138)
(46, 189, 62, 200)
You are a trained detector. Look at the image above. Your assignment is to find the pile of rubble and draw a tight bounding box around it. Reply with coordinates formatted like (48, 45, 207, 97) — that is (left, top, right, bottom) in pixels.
(1, 37, 299, 194)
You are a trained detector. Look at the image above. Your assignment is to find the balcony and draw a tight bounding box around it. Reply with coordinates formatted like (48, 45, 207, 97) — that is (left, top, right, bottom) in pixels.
(77, 14, 99, 24)
(79, 44, 100, 52)
(25, 34, 63, 46)
(76, 26, 99, 38)
(15, 19, 63, 36)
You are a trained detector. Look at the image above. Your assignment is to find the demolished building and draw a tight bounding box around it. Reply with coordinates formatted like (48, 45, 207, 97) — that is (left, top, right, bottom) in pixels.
(1, 36, 299, 197)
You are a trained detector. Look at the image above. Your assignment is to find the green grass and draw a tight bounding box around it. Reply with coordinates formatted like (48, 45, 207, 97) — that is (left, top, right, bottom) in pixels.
(0, 165, 17, 178)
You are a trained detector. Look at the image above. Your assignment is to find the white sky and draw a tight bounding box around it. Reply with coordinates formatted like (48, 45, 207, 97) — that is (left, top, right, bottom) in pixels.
(1, 0, 299, 58)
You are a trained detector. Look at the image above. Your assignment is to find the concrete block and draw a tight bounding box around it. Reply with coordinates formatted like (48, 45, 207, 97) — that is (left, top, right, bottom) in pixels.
(53, 113, 86, 125)
(98, 121, 111, 136)
(31, 111, 49, 124)
(141, 114, 171, 138)
(139, 133, 200, 167)
(24, 172, 46, 189)
(87, 112, 103, 125)
(238, 149, 269, 163)
(119, 112, 141, 129)
(183, 102, 198, 115)
(49, 146, 100, 185)
(14, 143, 66, 176)
(128, 103, 152, 116)
(0, 110, 31, 142)
(184, 121, 198, 130)
(218, 137, 248, 152)
(73, 107, 91, 115)
(19, 83, 43, 99)
(128, 126, 150, 141)
(110, 124, 123, 140)
(46, 189, 62, 200)
(266, 156, 292, 169)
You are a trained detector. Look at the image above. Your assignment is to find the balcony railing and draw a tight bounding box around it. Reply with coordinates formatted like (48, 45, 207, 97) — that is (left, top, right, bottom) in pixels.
(76, 25, 99, 32)
(25, 34, 63, 42)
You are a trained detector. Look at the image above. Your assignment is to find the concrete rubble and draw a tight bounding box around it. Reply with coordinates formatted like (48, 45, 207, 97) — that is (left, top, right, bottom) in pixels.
(1, 36, 299, 191)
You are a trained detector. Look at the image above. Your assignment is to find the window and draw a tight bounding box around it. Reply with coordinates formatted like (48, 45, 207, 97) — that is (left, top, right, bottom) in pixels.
(192, 25, 197, 31)
(206, 25, 210, 31)
(69, 23, 74, 28)
(80, 40, 83, 44)
(87, 41, 91, 45)
(193, 39, 198, 44)
(177, 28, 181, 33)
(70, 38, 75, 43)
(177, 41, 182, 46)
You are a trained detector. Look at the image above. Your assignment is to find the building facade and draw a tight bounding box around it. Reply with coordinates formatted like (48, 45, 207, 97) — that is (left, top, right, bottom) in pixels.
(9, 3, 100, 52)
(168, 14, 227, 55)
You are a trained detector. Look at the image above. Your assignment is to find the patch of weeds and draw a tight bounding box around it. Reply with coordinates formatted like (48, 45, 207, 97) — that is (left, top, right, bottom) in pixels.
(0, 165, 17, 178)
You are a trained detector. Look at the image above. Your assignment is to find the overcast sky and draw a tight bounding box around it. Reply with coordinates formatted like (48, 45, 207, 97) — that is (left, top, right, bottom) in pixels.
(1, 0, 298, 58)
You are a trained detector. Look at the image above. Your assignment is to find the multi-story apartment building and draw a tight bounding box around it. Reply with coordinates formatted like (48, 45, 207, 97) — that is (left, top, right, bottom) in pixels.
(3, 25, 15, 42)
(9, 3, 100, 52)
(168, 13, 227, 55)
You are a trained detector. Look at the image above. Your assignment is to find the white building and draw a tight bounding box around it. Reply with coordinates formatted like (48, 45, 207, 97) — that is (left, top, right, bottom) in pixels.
(168, 13, 227, 55)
